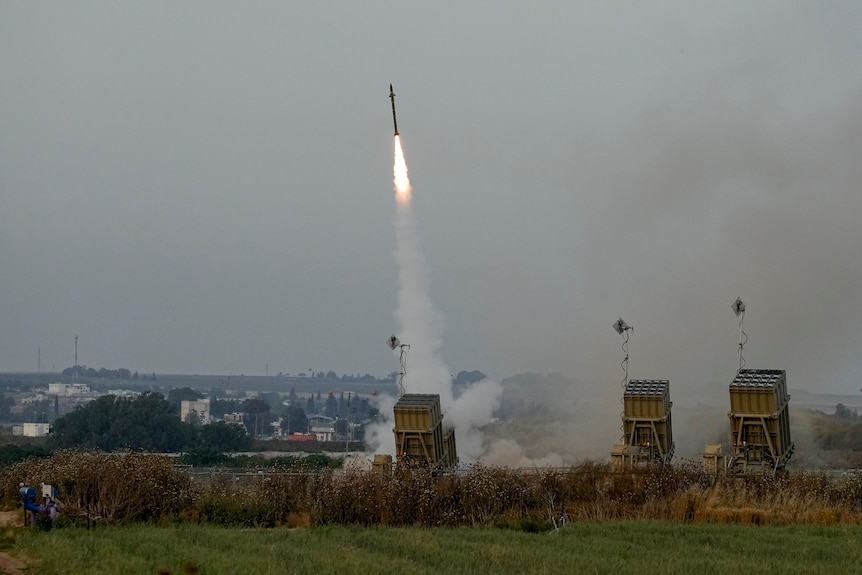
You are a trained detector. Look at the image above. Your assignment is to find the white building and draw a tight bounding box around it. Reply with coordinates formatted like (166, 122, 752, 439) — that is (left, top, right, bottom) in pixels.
(223, 412, 244, 424)
(106, 389, 140, 399)
(180, 399, 211, 425)
(308, 415, 335, 442)
(12, 423, 51, 437)
(48, 382, 91, 396)
(20, 391, 48, 404)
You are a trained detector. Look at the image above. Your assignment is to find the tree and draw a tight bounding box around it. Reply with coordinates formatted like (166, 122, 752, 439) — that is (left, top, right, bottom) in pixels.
(240, 398, 270, 415)
(257, 392, 283, 412)
(210, 398, 239, 419)
(306, 395, 317, 415)
(185, 411, 203, 427)
(324, 394, 338, 418)
(49, 392, 194, 452)
(335, 418, 349, 438)
(199, 421, 251, 451)
(62, 365, 132, 379)
(835, 403, 857, 419)
(168, 387, 202, 409)
(0, 393, 14, 419)
(241, 398, 271, 437)
(288, 387, 298, 406)
(281, 405, 308, 434)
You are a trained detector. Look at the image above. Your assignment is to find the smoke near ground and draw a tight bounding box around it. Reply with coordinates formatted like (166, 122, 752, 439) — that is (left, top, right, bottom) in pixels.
(364, 392, 396, 457)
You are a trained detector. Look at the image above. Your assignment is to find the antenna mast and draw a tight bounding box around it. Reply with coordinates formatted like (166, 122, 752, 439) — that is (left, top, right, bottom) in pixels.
(613, 318, 633, 386)
(613, 317, 633, 444)
(386, 335, 410, 398)
(732, 298, 747, 371)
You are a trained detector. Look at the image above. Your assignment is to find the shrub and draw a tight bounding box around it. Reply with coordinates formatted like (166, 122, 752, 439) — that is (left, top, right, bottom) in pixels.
(4, 454, 862, 527)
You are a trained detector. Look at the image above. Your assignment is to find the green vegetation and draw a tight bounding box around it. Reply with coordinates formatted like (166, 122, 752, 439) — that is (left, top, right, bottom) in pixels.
(4, 451, 862, 573)
(10, 522, 862, 574)
(61, 365, 132, 379)
(46, 393, 251, 453)
(49, 393, 195, 452)
(0, 444, 51, 466)
(811, 405, 862, 451)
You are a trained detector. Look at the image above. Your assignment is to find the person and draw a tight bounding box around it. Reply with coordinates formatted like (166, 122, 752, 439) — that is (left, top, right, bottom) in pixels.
(18, 484, 39, 526)
(47, 500, 58, 525)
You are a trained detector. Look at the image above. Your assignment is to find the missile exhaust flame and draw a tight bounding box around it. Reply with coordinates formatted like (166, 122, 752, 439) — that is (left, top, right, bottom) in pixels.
(393, 136, 411, 205)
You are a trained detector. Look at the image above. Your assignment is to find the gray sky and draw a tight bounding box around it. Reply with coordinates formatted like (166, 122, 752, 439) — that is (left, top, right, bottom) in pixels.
(2, 2, 861, 393)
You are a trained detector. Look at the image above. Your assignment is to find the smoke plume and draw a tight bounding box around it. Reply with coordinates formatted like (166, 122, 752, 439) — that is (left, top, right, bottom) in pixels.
(371, 136, 503, 462)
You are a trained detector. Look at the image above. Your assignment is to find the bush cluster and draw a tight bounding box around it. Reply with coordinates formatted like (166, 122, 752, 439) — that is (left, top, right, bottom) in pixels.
(3, 453, 862, 527)
(2, 451, 194, 523)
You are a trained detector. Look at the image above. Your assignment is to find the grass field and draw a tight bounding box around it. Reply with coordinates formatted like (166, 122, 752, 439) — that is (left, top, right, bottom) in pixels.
(8, 521, 862, 575)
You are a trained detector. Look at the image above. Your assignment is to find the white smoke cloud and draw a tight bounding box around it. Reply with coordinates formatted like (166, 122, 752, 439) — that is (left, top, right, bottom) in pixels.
(389, 137, 503, 462)
(363, 392, 397, 455)
(482, 439, 566, 468)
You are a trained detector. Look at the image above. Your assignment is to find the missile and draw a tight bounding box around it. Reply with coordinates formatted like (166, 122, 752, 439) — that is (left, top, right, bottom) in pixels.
(389, 83, 399, 136)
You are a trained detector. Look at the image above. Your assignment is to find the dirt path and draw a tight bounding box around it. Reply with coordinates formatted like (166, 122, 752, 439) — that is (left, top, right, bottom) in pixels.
(0, 552, 27, 575)
(0, 512, 32, 573)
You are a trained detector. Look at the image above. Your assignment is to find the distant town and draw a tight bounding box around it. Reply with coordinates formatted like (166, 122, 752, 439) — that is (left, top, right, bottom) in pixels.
(2, 366, 861, 469)
(0, 367, 411, 456)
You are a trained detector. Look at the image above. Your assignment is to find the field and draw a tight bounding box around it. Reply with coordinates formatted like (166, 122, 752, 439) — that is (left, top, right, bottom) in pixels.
(4, 521, 862, 574)
(3, 452, 862, 573)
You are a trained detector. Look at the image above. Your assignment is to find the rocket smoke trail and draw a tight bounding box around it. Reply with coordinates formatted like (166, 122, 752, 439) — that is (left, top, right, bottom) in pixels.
(392, 135, 451, 400)
(387, 133, 502, 461)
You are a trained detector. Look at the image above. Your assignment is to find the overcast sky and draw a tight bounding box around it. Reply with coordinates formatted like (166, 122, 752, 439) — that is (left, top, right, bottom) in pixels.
(2, 2, 861, 394)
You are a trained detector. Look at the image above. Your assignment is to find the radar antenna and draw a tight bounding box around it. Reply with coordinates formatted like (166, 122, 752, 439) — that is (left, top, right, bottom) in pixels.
(386, 335, 411, 397)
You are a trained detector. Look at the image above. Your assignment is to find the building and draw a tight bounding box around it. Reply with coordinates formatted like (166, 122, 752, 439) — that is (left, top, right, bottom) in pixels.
(308, 415, 336, 442)
(12, 423, 51, 438)
(286, 432, 316, 442)
(180, 399, 211, 425)
(106, 389, 141, 399)
(48, 382, 91, 396)
(223, 412, 244, 424)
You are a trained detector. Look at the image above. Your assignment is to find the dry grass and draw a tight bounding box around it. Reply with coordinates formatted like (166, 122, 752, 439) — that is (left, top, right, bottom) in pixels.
(3, 452, 861, 527)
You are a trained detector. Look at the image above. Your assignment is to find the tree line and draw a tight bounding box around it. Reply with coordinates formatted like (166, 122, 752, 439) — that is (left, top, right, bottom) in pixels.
(48, 393, 249, 453)
(59, 365, 158, 380)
